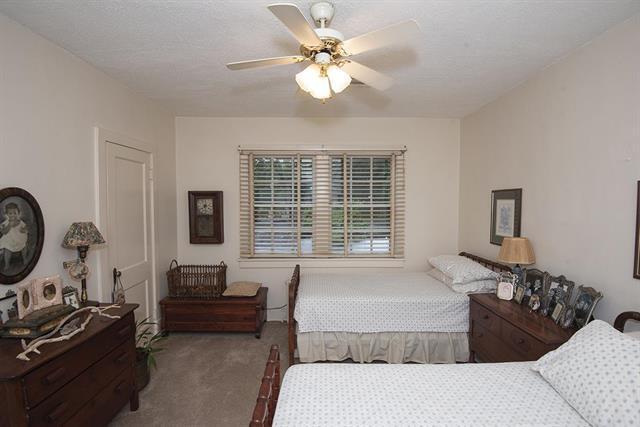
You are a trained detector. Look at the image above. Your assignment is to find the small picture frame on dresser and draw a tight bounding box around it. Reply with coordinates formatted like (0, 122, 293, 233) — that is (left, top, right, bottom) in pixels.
(514, 284, 526, 304)
(573, 285, 603, 328)
(551, 301, 565, 323)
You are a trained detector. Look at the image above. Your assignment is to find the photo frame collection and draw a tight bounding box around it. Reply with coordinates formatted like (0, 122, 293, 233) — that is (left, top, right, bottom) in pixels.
(511, 268, 602, 330)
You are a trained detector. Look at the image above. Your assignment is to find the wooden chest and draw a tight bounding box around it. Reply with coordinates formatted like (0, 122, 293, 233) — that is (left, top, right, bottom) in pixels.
(160, 287, 267, 338)
(0, 304, 139, 427)
(469, 293, 576, 362)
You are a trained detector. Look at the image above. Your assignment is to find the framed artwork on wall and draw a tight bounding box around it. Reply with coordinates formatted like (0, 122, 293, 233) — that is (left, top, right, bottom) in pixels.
(490, 188, 522, 245)
(188, 191, 224, 244)
(634, 181, 640, 279)
(0, 187, 45, 284)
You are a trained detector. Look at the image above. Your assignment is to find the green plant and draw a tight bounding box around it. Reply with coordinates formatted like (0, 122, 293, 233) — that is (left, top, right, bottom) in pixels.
(135, 317, 166, 370)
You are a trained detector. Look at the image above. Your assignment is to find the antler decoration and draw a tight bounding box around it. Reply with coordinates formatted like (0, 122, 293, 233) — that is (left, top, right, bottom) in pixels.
(16, 305, 121, 361)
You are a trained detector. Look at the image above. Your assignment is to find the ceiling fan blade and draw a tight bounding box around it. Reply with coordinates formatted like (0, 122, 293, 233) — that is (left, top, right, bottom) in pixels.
(268, 3, 323, 47)
(341, 61, 394, 91)
(341, 20, 420, 56)
(226, 56, 306, 70)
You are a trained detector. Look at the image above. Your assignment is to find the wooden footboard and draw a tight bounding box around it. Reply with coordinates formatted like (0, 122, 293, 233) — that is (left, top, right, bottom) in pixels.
(250, 345, 281, 427)
(288, 265, 300, 367)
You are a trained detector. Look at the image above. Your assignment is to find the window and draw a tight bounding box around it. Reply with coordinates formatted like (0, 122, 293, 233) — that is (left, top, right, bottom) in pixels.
(239, 149, 405, 258)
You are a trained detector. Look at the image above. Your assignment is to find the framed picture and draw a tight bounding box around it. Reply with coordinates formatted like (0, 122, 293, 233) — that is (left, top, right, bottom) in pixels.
(541, 275, 575, 317)
(62, 286, 80, 309)
(522, 268, 547, 306)
(490, 188, 522, 245)
(16, 281, 35, 319)
(573, 285, 603, 328)
(561, 306, 576, 329)
(634, 181, 640, 279)
(513, 284, 526, 304)
(31, 275, 63, 311)
(551, 301, 565, 323)
(188, 191, 224, 244)
(0, 187, 45, 284)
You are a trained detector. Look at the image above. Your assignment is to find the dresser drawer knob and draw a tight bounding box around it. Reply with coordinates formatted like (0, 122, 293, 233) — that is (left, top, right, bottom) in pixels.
(482, 314, 490, 320)
(42, 367, 66, 385)
(516, 338, 525, 344)
(46, 402, 68, 423)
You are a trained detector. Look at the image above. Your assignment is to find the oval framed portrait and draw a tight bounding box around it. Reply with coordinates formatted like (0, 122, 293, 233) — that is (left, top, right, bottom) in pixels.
(0, 187, 45, 284)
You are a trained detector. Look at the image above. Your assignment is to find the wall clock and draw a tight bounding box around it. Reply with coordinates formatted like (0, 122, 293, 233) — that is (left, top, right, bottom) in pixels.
(188, 191, 224, 244)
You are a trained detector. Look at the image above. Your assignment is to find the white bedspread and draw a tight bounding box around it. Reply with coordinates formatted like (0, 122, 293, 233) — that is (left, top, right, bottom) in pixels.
(273, 363, 588, 427)
(294, 272, 469, 333)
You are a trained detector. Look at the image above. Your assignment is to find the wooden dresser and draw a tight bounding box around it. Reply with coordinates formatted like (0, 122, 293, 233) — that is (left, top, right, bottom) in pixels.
(0, 304, 138, 426)
(469, 294, 576, 362)
(160, 287, 267, 338)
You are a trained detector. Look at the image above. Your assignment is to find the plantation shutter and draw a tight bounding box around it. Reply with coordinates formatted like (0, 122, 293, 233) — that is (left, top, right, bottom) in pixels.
(239, 148, 405, 258)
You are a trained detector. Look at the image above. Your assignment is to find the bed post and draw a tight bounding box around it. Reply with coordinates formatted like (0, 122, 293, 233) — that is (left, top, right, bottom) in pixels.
(288, 265, 300, 367)
(250, 345, 281, 427)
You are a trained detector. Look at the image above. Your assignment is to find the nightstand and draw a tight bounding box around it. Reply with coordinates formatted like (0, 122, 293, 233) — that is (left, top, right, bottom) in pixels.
(469, 293, 576, 362)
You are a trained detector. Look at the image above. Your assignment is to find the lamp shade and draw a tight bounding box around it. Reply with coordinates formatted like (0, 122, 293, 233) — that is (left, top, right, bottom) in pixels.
(62, 222, 105, 248)
(497, 237, 535, 265)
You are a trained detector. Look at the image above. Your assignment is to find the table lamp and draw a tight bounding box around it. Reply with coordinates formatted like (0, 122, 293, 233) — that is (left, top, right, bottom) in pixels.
(497, 237, 535, 282)
(62, 222, 105, 306)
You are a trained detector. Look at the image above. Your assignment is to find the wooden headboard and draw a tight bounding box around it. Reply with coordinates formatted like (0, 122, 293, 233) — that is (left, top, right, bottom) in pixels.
(287, 253, 509, 366)
(458, 252, 511, 273)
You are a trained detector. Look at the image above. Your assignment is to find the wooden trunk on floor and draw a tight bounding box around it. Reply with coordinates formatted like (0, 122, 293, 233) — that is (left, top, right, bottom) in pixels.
(159, 288, 268, 338)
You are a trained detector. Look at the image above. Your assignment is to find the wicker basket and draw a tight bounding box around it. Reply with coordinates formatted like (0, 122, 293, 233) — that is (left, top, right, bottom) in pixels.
(166, 260, 227, 298)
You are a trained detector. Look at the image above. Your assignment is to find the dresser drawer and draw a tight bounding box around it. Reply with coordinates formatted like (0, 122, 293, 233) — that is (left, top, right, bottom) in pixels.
(64, 368, 132, 427)
(23, 313, 134, 408)
(501, 321, 549, 361)
(471, 324, 529, 363)
(27, 340, 134, 425)
(470, 301, 502, 337)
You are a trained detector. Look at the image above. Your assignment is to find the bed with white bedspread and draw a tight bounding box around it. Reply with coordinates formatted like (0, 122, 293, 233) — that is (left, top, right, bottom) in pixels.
(295, 272, 470, 333)
(288, 253, 510, 365)
(273, 362, 588, 426)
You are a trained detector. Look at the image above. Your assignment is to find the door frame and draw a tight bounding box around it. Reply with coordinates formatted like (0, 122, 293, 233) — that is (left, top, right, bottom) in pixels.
(95, 127, 158, 322)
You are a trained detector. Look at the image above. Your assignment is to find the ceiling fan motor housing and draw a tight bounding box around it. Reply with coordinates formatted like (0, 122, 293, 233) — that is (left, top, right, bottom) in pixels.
(310, 2, 335, 26)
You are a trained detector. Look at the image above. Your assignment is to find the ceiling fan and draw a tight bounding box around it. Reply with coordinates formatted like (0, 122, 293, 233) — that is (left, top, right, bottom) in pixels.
(226, 2, 419, 101)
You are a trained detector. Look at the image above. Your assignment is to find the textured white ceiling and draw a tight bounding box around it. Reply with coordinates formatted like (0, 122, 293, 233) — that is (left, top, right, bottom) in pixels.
(1, 1, 638, 117)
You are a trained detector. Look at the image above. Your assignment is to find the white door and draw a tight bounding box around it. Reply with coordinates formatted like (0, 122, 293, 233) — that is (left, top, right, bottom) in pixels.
(104, 142, 154, 321)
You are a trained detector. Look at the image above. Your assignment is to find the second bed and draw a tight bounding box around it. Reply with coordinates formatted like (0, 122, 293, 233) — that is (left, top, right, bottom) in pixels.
(288, 252, 510, 365)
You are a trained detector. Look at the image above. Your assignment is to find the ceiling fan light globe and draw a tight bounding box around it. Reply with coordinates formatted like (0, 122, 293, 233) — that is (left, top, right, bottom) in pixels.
(309, 76, 331, 100)
(295, 63, 321, 93)
(327, 65, 351, 93)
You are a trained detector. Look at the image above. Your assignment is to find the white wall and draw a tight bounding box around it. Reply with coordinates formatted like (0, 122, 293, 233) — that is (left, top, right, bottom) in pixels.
(0, 14, 177, 320)
(459, 15, 640, 325)
(176, 117, 460, 319)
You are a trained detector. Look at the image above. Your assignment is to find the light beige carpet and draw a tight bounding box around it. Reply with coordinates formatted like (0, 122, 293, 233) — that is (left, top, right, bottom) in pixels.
(111, 321, 288, 427)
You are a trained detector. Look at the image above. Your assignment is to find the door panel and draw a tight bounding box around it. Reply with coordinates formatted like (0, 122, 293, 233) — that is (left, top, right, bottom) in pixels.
(106, 142, 153, 321)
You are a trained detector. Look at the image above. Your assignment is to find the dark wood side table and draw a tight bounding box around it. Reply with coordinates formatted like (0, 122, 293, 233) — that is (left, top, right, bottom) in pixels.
(0, 304, 139, 426)
(469, 293, 576, 362)
(160, 287, 267, 338)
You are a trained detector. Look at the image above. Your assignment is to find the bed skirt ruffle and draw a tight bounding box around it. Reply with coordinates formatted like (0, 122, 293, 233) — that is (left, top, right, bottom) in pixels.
(297, 331, 469, 364)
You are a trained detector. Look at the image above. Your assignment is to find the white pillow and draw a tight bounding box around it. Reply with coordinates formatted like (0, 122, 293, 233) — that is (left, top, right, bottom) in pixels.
(532, 320, 640, 427)
(427, 268, 497, 294)
(428, 255, 499, 284)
